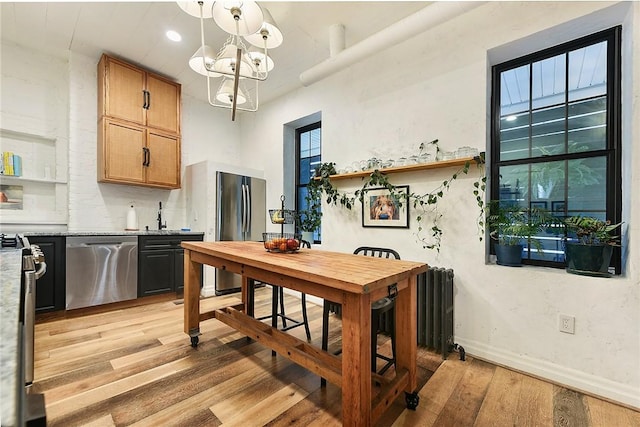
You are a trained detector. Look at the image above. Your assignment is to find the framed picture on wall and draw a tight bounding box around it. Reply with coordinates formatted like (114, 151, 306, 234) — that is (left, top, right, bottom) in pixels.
(551, 200, 566, 215)
(530, 201, 548, 210)
(0, 185, 23, 210)
(362, 186, 409, 228)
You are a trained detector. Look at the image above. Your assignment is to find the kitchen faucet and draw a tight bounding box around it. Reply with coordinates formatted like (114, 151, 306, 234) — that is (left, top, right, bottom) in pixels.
(157, 202, 167, 230)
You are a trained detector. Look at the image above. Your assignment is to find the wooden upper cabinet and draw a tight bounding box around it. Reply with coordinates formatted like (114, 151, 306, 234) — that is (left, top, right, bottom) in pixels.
(146, 74, 180, 134)
(102, 59, 146, 125)
(98, 119, 146, 185)
(146, 131, 180, 188)
(97, 54, 181, 189)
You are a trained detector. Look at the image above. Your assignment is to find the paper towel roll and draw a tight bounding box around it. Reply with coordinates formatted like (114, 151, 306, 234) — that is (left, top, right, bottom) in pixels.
(126, 205, 138, 230)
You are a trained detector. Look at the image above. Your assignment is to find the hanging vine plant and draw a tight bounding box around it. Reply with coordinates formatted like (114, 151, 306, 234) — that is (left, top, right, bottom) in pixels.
(307, 141, 486, 252)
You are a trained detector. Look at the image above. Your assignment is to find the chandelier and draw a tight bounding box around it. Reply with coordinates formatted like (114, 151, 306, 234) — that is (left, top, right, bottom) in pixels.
(178, 1, 283, 121)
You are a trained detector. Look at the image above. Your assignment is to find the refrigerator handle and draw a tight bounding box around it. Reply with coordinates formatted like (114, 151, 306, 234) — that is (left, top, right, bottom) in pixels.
(241, 184, 248, 234)
(216, 173, 223, 240)
(246, 183, 252, 236)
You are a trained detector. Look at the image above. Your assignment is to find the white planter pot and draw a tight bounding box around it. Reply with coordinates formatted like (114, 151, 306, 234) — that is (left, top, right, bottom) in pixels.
(301, 231, 314, 244)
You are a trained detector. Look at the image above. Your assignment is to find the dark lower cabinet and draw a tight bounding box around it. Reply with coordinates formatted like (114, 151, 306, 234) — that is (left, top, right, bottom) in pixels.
(174, 248, 186, 293)
(28, 236, 66, 313)
(138, 234, 203, 297)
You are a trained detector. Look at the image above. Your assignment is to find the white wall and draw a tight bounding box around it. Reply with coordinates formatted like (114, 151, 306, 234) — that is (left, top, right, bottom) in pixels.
(239, 1, 640, 408)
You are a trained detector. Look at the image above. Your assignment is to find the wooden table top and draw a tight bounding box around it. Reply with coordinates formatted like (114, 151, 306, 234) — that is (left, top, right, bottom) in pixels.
(182, 241, 428, 295)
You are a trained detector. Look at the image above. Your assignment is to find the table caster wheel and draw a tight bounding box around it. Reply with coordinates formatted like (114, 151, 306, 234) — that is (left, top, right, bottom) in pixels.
(405, 391, 420, 410)
(190, 336, 199, 348)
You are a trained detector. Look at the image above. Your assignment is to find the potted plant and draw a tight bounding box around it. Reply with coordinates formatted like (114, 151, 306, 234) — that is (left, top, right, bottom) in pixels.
(296, 195, 322, 244)
(486, 201, 552, 266)
(563, 216, 622, 277)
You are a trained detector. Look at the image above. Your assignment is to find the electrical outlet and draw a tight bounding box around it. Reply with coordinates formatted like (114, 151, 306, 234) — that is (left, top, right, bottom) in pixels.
(559, 314, 575, 334)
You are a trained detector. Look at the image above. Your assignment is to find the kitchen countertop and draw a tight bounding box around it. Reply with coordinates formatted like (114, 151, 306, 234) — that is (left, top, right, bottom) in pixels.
(0, 249, 23, 426)
(25, 230, 205, 237)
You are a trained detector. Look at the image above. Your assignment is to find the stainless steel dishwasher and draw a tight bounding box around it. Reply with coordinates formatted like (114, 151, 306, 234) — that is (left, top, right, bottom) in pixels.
(66, 235, 138, 310)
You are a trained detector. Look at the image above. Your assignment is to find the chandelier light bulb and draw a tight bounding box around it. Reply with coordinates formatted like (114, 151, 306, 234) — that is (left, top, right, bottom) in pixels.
(212, 0, 263, 36)
(216, 79, 247, 105)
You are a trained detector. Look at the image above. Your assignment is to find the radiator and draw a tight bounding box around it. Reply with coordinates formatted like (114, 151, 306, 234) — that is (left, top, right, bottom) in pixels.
(417, 267, 455, 359)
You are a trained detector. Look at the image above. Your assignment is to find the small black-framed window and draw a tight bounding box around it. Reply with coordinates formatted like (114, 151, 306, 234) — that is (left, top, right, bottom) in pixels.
(295, 122, 321, 243)
(490, 26, 622, 273)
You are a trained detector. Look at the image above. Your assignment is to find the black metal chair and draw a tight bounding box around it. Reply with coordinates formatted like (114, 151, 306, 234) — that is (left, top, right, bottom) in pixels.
(256, 240, 311, 341)
(321, 246, 400, 386)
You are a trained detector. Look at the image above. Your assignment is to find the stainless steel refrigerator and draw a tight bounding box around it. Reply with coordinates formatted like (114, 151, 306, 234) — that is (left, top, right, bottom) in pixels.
(216, 171, 266, 294)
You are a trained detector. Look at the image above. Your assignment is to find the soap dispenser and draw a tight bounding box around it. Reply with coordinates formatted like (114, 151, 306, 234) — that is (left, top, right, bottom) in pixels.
(126, 204, 138, 231)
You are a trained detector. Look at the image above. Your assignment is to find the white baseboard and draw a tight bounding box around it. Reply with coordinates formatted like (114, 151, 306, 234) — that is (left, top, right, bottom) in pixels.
(458, 338, 640, 410)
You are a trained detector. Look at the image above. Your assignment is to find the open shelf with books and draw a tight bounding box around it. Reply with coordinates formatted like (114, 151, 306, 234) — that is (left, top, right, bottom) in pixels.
(0, 128, 67, 225)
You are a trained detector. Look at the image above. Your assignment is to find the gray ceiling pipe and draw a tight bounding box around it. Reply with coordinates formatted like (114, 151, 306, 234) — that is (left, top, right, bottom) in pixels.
(299, 1, 485, 86)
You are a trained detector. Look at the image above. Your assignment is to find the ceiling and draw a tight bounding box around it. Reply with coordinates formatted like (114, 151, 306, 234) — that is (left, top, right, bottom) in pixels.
(1, 1, 428, 106)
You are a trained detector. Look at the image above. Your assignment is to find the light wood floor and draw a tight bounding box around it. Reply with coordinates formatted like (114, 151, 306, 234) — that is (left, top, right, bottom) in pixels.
(33, 288, 639, 426)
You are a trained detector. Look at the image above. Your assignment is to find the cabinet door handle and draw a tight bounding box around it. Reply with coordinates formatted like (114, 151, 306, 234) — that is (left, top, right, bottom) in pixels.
(146, 147, 151, 167)
(142, 147, 149, 166)
(142, 90, 148, 109)
(146, 90, 151, 110)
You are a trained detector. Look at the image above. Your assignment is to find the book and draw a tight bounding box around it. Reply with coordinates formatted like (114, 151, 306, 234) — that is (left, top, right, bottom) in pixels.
(3, 152, 13, 175)
(13, 154, 22, 177)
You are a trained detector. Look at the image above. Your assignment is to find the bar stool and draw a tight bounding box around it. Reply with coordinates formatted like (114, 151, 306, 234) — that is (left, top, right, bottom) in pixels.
(321, 246, 400, 386)
(256, 240, 311, 341)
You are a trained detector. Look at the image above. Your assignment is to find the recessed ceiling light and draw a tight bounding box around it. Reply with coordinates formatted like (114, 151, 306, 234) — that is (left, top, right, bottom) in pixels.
(166, 30, 182, 42)
(505, 115, 517, 121)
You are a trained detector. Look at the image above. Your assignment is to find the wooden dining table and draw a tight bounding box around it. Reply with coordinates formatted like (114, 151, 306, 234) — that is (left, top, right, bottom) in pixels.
(182, 241, 428, 426)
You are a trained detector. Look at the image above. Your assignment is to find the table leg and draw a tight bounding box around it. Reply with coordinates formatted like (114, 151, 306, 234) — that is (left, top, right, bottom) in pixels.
(395, 276, 418, 406)
(270, 285, 279, 356)
(242, 276, 254, 317)
(184, 248, 201, 347)
(342, 292, 372, 426)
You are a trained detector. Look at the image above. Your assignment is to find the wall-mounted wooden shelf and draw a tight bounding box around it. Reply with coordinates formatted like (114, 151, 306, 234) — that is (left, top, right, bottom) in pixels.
(318, 156, 481, 181)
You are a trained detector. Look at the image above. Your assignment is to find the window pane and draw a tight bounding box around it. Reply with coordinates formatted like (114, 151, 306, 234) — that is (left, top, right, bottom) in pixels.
(529, 160, 565, 262)
(500, 65, 530, 161)
(532, 54, 566, 109)
(298, 155, 321, 185)
(500, 65, 530, 116)
(300, 132, 310, 156)
(568, 97, 606, 152)
(566, 156, 606, 214)
(298, 157, 312, 185)
(498, 165, 528, 206)
(569, 41, 607, 102)
(297, 187, 309, 212)
(531, 104, 566, 157)
(309, 128, 321, 157)
(499, 112, 530, 161)
(532, 160, 565, 202)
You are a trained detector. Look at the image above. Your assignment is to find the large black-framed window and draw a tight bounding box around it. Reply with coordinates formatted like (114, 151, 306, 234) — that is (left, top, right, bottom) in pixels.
(295, 122, 322, 243)
(490, 26, 622, 273)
